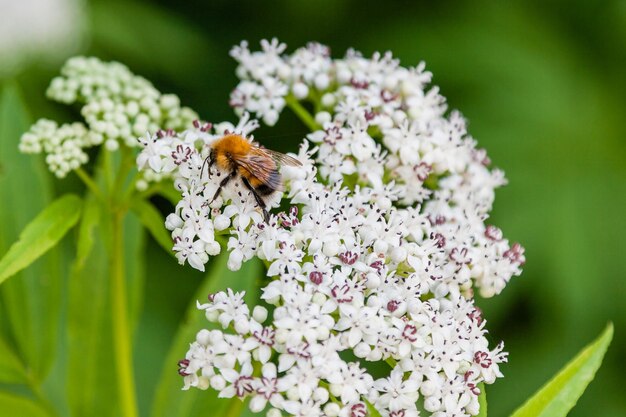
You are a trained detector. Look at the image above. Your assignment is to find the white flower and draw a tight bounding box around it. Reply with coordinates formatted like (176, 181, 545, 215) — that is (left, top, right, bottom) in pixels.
(200, 289, 250, 329)
(136, 39, 524, 417)
(283, 398, 325, 417)
(172, 227, 208, 271)
(250, 363, 285, 411)
(248, 320, 276, 364)
(373, 367, 421, 411)
(327, 362, 373, 404)
(219, 361, 255, 398)
(334, 305, 381, 348)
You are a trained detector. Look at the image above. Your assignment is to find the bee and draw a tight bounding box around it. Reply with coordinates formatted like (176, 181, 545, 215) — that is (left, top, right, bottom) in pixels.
(203, 134, 302, 222)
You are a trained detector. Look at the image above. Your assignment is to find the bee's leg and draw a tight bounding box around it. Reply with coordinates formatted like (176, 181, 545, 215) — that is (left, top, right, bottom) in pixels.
(209, 169, 237, 204)
(200, 152, 215, 179)
(241, 177, 269, 223)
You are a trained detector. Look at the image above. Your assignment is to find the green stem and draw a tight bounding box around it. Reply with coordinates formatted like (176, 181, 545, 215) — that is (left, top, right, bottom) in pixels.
(103, 149, 114, 194)
(309, 88, 323, 113)
(385, 357, 397, 368)
(113, 147, 135, 203)
(110, 210, 138, 417)
(74, 167, 105, 202)
(285, 95, 321, 131)
(319, 381, 341, 404)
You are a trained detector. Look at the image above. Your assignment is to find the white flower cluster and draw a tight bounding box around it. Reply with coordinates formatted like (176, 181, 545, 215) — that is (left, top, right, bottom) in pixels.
(137, 40, 525, 417)
(136, 113, 262, 269)
(230, 40, 524, 298)
(19, 56, 197, 177)
(19, 119, 99, 178)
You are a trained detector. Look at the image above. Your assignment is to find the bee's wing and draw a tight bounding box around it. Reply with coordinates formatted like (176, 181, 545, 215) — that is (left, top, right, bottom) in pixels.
(234, 149, 284, 190)
(264, 149, 303, 167)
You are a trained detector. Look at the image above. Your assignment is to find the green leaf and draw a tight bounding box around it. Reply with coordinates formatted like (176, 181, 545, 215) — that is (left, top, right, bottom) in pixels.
(124, 210, 147, 330)
(509, 323, 613, 417)
(150, 254, 262, 417)
(129, 198, 173, 256)
(0, 194, 82, 285)
(0, 391, 49, 417)
(0, 337, 27, 383)
(0, 82, 64, 384)
(74, 195, 101, 270)
(364, 398, 383, 417)
(477, 383, 487, 417)
(66, 194, 146, 416)
(66, 200, 118, 417)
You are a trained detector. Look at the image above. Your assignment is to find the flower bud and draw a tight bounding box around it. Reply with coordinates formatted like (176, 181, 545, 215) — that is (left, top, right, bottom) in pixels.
(253, 306, 268, 323)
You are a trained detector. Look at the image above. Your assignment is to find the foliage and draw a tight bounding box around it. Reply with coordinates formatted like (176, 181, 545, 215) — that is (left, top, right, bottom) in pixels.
(0, 0, 624, 416)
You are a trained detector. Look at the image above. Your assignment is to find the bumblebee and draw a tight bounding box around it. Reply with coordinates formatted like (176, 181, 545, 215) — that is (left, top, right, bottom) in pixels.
(203, 134, 302, 222)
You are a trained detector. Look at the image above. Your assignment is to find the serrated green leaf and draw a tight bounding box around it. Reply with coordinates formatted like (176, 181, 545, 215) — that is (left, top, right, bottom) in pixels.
(0, 194, 82, 285)
(150, 254, 262, 417)
(0, 391, 49, 417)
(509, 323, 613, 417)
(129, 198, 173, 256)
(477, 383, 487, 417)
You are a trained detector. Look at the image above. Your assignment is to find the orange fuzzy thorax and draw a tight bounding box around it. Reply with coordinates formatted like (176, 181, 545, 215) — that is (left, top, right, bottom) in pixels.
(211, 134, 252, 171)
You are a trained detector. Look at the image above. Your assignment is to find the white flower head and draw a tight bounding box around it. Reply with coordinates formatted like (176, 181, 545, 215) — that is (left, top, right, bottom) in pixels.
(138, 39, 525, 417)
(20, 56, 197, 178)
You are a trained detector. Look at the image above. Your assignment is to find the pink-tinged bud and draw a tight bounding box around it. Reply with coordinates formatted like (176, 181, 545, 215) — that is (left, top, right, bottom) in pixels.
(387, 300, 399, 312)
(504, 243, 526, 265)
(309, 271, 323, 285)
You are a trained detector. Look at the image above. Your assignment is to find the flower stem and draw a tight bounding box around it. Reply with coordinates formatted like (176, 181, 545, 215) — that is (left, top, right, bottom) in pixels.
(110, 210, 138, 417)
(74, 167, 105, 202)
(285, 94, 321, 131)
(103, 148, 114, 194)
(113, 147, 135, 203)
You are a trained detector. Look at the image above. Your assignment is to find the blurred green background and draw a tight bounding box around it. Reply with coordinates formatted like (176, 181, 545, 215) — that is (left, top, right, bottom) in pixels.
(1, 0, 625, 416)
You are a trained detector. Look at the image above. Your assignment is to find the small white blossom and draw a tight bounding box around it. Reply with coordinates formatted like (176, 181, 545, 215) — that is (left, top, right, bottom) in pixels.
(373, 367, 421, 412)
